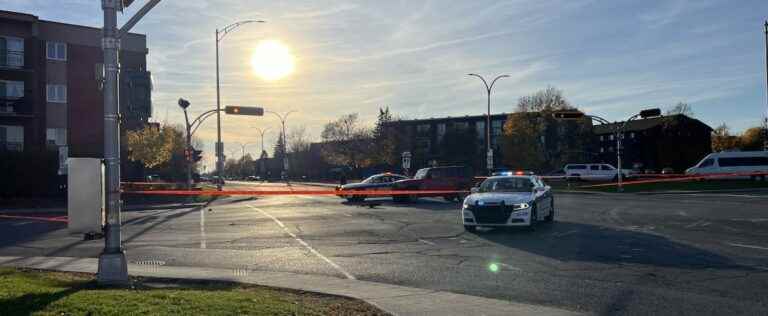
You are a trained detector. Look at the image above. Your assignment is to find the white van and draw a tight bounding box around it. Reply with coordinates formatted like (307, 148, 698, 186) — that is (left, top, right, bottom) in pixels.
(563, 163, 633, 181)
(686, 151, 768, 179)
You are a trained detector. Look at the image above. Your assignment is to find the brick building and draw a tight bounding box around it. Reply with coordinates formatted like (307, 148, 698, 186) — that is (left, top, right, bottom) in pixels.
(594, 114, 712, 172)
(0, 10, 151, 196)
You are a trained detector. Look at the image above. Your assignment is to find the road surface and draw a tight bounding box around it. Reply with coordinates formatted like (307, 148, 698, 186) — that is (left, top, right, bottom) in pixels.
(1, 182, 767, 315)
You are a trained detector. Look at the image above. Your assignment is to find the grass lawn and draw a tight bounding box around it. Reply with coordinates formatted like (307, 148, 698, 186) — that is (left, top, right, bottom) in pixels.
(550, 179, 768, 193)
(0, 268, 386, 316)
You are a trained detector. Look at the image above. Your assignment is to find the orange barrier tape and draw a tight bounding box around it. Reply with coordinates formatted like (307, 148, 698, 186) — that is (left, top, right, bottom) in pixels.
(124, 189, 468, 196)
(578, 171, 768, 188)
(0, 214, 68, 223)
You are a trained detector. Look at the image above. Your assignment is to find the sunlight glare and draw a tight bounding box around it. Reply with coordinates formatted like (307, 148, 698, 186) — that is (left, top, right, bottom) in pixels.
(251, 39, 295, 81)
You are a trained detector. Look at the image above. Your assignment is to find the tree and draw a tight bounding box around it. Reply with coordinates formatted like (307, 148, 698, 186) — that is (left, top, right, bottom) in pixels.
(502, 113, 546, 170)
(516, 86, 573, 113)
(320, 113, 374, 169)
(273, 131, 286, 159)
(287, 126, 310, 153)
(125, 124, 178, 168)
(740, 127, 765, 151)
(666, 102, 694, 117)
(503, 87, 591, 171)
(125, 124, 191, 180)
(711, 123, 740, 152)
(373, 106, 399, 166)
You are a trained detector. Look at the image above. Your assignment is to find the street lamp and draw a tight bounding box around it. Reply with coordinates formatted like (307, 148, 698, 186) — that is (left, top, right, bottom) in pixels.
(467, 73, 510, 174)
(267, 110, 296, 180)
(253, 127, 270, 155)
(553, 108, 661, 191)
(215, 19, 265, 191)
(763, 20, 768, 151)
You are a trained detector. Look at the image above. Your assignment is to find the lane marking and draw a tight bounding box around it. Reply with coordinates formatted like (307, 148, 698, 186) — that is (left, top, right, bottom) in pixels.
(499, 262, 522, 271)
(199, 207, 207, 249)
(418, 239, 436, 246)
(552, 229, 579, 238)
(725, 242, 768, 251)
(246, 205, 355, 280)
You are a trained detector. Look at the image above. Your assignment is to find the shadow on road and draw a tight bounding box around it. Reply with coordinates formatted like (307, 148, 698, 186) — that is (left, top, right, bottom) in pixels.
(342, 197, 459, 212)
(473, 221, 746, 270)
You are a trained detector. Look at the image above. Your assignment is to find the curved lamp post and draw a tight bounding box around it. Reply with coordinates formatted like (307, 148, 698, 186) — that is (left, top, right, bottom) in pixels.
(467, 74, 509, 174)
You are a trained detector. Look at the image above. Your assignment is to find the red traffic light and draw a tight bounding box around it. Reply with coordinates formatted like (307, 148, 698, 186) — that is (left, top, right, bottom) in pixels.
(552, 111, 585, 120)
(225, 106, 264, 116)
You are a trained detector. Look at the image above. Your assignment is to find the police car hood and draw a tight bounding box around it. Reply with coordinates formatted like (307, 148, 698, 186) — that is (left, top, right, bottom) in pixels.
(465, 192, 534, 205)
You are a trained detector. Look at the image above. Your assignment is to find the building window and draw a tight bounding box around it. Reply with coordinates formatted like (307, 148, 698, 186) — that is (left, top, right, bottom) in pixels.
(454, 122, 469, 130)
(492, 120, 503, 136)
(46, 41, 67, 61)
(47, 84, 67, 103)
(630, 132, 635, 139)
(600, 147, 604, 153)
(476, 121, 485, 141)
(608, 146, 614, 152)
(599, 135, 604, 141)
(1, 36, 24, 68)
(609, 134, 614, 141)
(0, 80, 24, 113)
(437, 123, 446, 142)
(46, 128, 67, 146)
(0, 125, 24, 151)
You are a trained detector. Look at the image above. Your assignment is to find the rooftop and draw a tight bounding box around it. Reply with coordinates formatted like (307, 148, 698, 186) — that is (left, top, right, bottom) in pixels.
(593, 114, 713, 134)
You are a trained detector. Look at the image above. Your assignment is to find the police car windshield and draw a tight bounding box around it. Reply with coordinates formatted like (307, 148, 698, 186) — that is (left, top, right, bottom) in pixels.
(479, 177, 534, 192)
(413, 169, 428, 179)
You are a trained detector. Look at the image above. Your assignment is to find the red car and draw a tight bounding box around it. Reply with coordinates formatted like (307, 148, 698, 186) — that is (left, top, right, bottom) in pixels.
(391, 166, 474, 202)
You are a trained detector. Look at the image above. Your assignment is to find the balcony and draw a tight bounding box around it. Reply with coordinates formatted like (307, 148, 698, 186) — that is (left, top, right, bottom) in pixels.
(0, 141, 23, 152)
(0, 97, 31, 117)
(0, 50, 25, 70)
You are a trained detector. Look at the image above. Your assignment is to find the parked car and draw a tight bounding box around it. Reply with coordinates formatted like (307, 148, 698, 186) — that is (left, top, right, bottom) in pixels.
(686, 151, 768, 180)
(462, 175, 554, 232)
(391, 166, 474, 202)
(563, 163, 634, 181)
(336, 173, 409, 202)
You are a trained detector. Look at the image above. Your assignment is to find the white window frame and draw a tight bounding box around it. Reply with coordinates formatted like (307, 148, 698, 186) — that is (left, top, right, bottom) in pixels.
(46, 41, 67, 61)
(46, 128, 67, 146)
(46, 84, 67, 103)
(2, 36, 25, 67)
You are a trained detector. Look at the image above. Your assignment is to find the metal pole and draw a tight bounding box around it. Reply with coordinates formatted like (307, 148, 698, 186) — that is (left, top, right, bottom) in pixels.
(98, 0, 128, 284)
(486, 86, 491, 173)
(764, 21, 768, 151)
(616, 127, 622, 192)
(215, 29, 223, 190)
(183, 109, 192, 189)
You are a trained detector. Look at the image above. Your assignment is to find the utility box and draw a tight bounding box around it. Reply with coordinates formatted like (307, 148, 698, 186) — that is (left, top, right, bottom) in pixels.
(67, 158, 105, 234)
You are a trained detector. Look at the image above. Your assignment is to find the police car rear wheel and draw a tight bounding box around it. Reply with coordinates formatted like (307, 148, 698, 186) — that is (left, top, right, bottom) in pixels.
(464, 225, 477, 233)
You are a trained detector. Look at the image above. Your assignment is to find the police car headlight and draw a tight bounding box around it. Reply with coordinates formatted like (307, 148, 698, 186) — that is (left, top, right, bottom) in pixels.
(462, 202, 469, 209)
(513, 203, 530, 210)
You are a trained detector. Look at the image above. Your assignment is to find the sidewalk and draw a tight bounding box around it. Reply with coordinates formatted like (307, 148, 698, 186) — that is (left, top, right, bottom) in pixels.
(0, 256, 583, 316)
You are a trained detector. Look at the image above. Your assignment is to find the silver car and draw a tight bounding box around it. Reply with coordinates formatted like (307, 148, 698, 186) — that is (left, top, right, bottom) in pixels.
(461, 175, 554, 232)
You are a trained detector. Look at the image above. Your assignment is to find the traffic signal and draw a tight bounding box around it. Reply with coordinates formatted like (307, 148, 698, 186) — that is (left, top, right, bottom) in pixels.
(552, 111, 585, 120)
(639, 108, 662, 118)
(225, 106, 264, 116)
(192, 149, 203, 162)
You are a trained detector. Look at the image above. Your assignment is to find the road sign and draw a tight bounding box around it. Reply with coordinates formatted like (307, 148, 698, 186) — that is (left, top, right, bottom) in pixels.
(402, 151, 411, 170)
(486, 149, 493, 170)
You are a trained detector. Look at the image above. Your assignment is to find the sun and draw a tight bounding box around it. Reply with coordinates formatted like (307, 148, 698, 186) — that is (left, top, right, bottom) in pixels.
(251, 40, 295, 81)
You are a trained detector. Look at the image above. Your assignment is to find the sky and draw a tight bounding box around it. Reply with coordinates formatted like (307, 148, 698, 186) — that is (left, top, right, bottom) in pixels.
(5, 0, 768, 170)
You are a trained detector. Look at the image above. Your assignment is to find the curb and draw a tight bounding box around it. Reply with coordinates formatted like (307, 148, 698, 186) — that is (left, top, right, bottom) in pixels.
(0, 256, 583, 316)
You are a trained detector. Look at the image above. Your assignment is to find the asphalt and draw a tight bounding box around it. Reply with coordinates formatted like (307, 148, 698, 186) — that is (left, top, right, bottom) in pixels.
(1, 182, 767, 315)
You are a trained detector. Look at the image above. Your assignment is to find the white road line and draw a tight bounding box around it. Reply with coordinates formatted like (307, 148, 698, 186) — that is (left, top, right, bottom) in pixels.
(552, 230, 579, 238)
(725, 242, 768, 251)
(246, 205, 355, 280)
(499, 262, 522, 271)
(418, 239, 436, 246)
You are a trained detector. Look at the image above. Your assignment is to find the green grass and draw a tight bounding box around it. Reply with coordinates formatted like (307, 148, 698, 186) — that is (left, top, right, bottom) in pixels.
(0, 268, 385, 316)
(552, 179, 768, 193)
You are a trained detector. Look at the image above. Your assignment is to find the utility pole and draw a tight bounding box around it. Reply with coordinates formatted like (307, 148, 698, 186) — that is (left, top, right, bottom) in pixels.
(215, 20, 264, 191)
(764, 21, 768, 151)
(467, 74, 509, 174)
(99, 0, 161, 285)
(268, 110, 296, 180)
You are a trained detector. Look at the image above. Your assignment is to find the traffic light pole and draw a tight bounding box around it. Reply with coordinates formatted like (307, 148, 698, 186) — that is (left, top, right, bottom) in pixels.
(99, 0, 161, 285)
(183, 108, 193, 190)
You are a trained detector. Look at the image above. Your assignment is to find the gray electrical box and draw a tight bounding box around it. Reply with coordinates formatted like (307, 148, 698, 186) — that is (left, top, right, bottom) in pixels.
(67, 158, 105, 234)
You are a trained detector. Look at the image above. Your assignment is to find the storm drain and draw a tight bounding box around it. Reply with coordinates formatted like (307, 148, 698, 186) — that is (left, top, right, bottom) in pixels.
(131, 259, 166, 272)
(233, 266, 250, 277)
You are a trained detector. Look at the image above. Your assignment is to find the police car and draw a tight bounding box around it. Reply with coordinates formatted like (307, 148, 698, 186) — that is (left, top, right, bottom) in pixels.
(461, 174, 554, 232)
